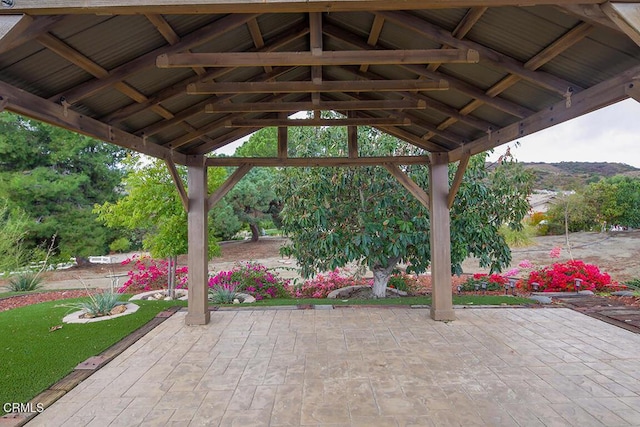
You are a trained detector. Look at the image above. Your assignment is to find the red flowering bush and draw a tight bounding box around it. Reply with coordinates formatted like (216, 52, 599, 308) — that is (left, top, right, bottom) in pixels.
(208, 262, 291, 300)
(118, 255, 188, 294)
(460, 272, 510, 292)
(522, 260, 624, 292)
(294, 268, 372, 298)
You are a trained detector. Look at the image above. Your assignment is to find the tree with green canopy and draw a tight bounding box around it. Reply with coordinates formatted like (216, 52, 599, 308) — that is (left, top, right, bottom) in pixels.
(275, 123, 533, 297)
(94, 155, 225, 259)
(0, 112, 127, 263)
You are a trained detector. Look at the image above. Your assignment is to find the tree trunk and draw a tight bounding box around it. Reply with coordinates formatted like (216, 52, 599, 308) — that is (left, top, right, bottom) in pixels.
(371, 257, 400, 298)
(249, 223, 260, 242)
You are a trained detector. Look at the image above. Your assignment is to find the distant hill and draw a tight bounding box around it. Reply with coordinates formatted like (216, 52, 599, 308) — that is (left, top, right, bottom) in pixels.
(519, 162, 640, 190)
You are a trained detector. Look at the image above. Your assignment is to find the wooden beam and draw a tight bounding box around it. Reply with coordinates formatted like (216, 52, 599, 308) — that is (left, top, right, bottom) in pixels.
(0, 80, 186, 164)
(186, 158, 210, 325)
(146, 13, 206, 76)
(278, 114, 288, 158)
(0, 1, 605, 15)
(601, 2, 640, 47)
(449, 64, 640, 162)
(157, 49, 479, 68)
(383, 163, 430, 209)
(37, 32, 175, 121)
(52, 13, 259, 105)
(348, 112, 358, 158)
(428, 6, 487, 72)
(165, 158, 189, 211)
(429, 152, 455, 321)
(0, 14, 63, 55)
(206, 156, 431, 168)
(0, 14, 33, 51)
(140, 69, 293, 138)
(193, 127, 260, 155)
(447, 150, 471, 208)
(104, 26, 309, 124)
(322, 24, 533, 119)
(360, 14, 385, 72)
(226, 117, 411, 127)
(205, 99, 427, 113)
(247, 18, 272, 74)
(625, 78, 640, 102)
(188, 79, 449, 94)
(379, 10, 582, 96)
(207, 164, 253, 210)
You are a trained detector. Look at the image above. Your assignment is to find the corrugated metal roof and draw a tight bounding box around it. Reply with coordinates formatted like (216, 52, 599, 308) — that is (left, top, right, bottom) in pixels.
(0, 3, 638, 161)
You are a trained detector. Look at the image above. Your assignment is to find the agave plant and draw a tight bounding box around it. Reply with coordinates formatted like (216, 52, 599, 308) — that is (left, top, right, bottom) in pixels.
(7, 273, 44, 292)
(208, 282, 238, 304)
(73, 291, 124, 317)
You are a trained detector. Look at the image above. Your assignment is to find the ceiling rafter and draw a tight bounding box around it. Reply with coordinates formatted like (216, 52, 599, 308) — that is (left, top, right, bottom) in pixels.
(192, 127, 261, 155)
(157, 49, 480, 68)
(379, 10, 583, 96)
(204, 99, 428, 113)
(360, 14, 385, 73)
(50, 13, 260, 105)
(104, 25, 309, 125)
(450, 63, 640, 161)
(0, 1, 606, 15)
(145, 13, 206, 76)
(0, 14, 65, 55)
(0, 80, 186, 164)
(226, 117, 412, 127)
(322, 24, 534, 118)
(247, 18, 273, 74)
(36, 32, 176, 123)
(186, 79, 450, 94)
(138, 67, 295, 137)
(433, 21, 594, 139)
(427, 6, 487, 73)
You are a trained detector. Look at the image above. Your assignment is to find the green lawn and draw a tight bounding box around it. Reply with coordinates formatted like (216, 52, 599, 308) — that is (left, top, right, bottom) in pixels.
(0, 297, 187, 415)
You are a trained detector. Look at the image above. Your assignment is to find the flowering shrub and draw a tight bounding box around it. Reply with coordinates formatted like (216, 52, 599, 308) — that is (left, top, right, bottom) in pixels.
(523, 260, 624, 292)
(208, 262, 290, 300)
(294, 268, 372, 298)
(118, 255, 188, 293)
(460, 273, 509, 292)
(549, 246, 562, 259)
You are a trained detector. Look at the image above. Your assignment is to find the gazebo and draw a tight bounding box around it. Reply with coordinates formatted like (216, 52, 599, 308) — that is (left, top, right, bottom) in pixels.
(1, 0, 639, 325)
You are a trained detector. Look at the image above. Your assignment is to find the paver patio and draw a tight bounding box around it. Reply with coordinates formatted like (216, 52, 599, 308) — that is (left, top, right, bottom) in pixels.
(27, 307, 640, 426)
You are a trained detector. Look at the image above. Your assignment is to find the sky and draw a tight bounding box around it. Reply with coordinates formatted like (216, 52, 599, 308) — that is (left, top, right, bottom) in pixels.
(217, 98, 640, 168)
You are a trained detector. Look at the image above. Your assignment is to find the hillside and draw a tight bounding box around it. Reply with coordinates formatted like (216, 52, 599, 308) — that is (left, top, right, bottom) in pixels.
(520, 162, 640, 190)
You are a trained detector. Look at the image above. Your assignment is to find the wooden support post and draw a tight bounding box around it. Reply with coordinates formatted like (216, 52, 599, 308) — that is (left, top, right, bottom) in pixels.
(348, 112, 358, 158)
(429, 153, 455, 321)
(186, 157, 210, 325)
(278, 113, 288, 159)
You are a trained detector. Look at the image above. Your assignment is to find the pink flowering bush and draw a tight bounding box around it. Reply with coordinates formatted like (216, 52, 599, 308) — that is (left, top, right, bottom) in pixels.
(522, 260, 625, 292)
(118, 255, 188, 294)
(208, 262, 290, 301)
(294, 268, 372, 298)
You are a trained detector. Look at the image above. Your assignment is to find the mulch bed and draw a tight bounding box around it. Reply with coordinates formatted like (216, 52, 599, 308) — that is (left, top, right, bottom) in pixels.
(0, 290, 99, 313)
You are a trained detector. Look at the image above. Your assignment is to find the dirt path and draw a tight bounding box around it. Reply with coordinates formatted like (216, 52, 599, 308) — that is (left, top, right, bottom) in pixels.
(11, 231, 640, 291)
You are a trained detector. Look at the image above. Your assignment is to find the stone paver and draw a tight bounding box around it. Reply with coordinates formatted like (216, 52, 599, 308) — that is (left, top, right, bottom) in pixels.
(26, 307, 640, 426)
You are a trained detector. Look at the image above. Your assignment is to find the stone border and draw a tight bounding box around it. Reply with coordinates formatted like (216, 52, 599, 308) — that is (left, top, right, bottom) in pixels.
(62, 303, 139, 324)
(129, 289, 188, 301)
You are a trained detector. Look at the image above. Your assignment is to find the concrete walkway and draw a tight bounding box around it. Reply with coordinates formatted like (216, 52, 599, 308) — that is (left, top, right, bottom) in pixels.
(27, 307, 640, 426)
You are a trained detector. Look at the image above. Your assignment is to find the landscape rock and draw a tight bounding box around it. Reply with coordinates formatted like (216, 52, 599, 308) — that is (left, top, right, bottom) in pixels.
(529, 295, 553, 304)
